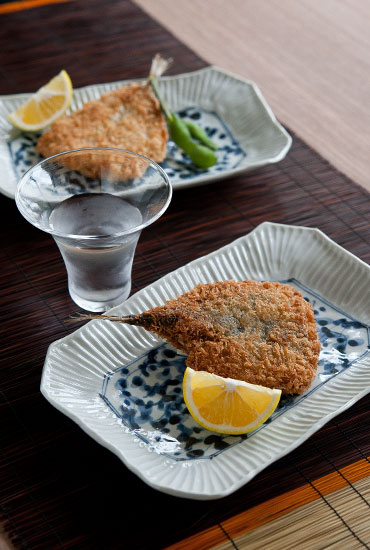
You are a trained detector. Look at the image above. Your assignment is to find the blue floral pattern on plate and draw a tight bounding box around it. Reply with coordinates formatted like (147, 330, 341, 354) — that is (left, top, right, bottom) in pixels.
(100, 278, 370, 461)
(8, 131, 41, 179)
(7, 106, 245, 187)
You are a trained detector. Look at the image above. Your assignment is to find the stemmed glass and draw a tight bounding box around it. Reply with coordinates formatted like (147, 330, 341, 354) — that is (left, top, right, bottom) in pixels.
(16, 147, 172, 312)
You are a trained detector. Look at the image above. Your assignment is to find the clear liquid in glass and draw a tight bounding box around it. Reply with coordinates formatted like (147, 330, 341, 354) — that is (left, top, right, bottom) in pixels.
(50, 192, 142, 311)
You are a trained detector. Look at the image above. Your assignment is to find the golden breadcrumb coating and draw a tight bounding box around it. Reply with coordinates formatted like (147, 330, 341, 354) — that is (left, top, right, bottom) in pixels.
(37, 83, 168, 179)
(125, 280, 320, 395)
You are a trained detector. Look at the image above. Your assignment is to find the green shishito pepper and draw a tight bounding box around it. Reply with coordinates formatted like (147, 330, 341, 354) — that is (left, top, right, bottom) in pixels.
(149, 76, 218, 169)
(183, 119, 218, 151)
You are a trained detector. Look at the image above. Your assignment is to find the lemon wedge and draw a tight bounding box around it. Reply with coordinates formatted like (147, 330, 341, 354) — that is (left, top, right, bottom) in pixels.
(183, 367, 281, 435)
(8, 70, 72, 131)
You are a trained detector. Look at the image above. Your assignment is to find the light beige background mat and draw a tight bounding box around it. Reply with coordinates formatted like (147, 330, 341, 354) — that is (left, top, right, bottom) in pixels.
(136, 0, 370, 193)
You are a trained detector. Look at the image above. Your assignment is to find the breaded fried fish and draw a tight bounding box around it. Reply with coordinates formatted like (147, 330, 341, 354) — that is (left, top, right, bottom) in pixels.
(37, 83, 168, 179)
(83, 280, 320, 395)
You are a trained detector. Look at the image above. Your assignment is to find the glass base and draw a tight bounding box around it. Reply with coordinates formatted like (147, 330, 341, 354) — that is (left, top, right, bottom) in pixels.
(69, 283, 131, 312)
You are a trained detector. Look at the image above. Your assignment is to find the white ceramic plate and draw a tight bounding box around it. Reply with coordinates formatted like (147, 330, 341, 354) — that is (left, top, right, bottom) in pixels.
(0, 67, 291, 198)
(41, 222, 370, 500)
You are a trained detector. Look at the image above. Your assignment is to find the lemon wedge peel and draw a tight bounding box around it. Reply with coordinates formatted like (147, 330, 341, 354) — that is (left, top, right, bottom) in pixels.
(183, 367, 282, 435)
(8, 70, 72, 132)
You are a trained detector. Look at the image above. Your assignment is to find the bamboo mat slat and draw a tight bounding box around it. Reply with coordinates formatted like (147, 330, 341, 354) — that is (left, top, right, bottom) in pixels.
(0, 0, 71, 16)
(222, 477, 370, 550)
(1, 1, 370, 549)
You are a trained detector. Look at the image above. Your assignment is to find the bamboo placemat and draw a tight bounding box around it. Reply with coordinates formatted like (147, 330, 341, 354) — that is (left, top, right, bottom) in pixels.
(1, 1, 370, 549)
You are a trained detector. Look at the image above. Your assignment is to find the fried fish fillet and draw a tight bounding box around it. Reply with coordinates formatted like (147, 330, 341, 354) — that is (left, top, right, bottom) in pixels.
(37, 83, 168, 179)
(91, 280, 320, 395)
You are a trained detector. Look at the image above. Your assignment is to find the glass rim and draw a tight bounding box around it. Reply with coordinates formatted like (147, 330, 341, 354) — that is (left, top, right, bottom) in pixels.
(15, 147, 172, 241)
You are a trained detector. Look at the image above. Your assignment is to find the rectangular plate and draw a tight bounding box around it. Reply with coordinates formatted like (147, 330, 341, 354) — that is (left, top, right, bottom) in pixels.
(0, 67, 291, 198)
(41, 222, 370, 500)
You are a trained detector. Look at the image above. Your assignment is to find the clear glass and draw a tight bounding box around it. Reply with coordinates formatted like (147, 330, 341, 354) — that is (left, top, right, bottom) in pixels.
(16, 148, 172, 312)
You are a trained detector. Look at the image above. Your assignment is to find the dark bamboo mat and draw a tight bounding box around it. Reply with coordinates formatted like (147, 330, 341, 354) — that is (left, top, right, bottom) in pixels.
(1, 1, 370, 549)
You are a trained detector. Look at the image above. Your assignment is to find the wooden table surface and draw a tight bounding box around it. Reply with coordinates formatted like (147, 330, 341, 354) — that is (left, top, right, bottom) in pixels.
(1, 1, 370, 550)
